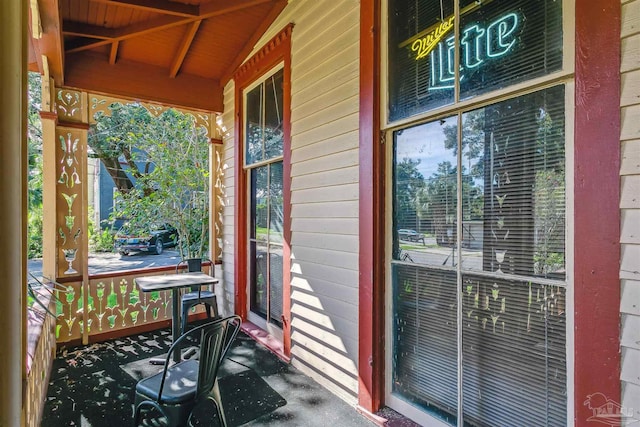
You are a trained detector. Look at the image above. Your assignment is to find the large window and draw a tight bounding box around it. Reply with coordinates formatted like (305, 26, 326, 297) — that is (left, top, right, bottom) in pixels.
(245, 67, 285, 329)
(386, 1, 568, 426)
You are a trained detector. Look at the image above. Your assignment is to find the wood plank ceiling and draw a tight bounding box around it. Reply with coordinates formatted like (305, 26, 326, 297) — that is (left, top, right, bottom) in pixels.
(29, 0, 287, 112)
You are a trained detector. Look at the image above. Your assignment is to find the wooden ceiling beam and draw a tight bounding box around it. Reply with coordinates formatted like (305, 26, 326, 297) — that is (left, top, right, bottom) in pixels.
(65, 0, 278, 54)
(91, 0, 199, 18)
(198, 0, 275, 16)
(65, 52, 223, 112)
(63, 20, 116, 39)
(169, 20, 202, 78)
(66, 15, 183, 53)
(109, 41, 120, 65)
(221, 0, 288, 84)
(36, 0, 65, 85)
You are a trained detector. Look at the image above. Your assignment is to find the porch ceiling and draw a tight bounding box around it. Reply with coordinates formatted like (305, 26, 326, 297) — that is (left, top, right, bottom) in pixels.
(29, 0, 287, 112)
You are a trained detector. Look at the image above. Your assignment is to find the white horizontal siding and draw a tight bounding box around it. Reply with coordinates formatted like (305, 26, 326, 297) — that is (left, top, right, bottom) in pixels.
(622, 383, 640, 426)
(621, 0, 640, 416)
(224, 0, 362, 406)
(220, 79, 236, 317)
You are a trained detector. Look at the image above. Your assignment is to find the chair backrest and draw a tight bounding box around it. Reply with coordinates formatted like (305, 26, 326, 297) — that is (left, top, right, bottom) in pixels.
(196, 315, 241, 400)
(156, 315, 242, 403)
(176, 258, 214, 292)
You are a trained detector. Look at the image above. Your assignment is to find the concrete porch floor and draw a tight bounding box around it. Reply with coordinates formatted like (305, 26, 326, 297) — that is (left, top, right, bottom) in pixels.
(41, 323, 380, 426)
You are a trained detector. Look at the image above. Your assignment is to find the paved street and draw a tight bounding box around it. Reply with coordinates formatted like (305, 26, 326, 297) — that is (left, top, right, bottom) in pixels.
(28, 249, 183, 278)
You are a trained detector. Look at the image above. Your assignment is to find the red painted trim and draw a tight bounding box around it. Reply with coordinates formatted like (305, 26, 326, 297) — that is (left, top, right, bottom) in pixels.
(358, 0, 383, 413)
(241, 321, 291, 363)
(574, 0, 621, 423)
(56, 121, 90, 130)
(39, 111, 58, 122)
(233, 25, 293, 358)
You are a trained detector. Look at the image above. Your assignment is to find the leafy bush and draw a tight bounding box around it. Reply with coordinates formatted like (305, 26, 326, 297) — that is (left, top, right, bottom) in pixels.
(27, 205, 43, 259)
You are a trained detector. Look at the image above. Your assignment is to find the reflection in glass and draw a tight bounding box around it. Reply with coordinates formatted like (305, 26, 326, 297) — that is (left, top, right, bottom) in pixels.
(393, 116, 457, 267)
(250, 166, 269, 242)
(264, 69, 284, 159)
(245, 84, 263, 165)
(459, 85, 566, 280)
(390, 85, 567, 425)
(269, 162, 284, 244)
(245, 68, 284, 165)
(269, 247, 283, 327)
(249, 161, 284, 327)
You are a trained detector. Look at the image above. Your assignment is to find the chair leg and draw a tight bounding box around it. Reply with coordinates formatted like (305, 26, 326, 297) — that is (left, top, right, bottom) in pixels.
(211, 381, 227, 427)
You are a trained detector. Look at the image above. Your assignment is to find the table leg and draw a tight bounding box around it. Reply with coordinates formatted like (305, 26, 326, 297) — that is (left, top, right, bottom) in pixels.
(171, 288, 181, 363)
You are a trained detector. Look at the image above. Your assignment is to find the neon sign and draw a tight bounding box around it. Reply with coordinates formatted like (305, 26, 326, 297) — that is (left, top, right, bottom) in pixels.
(410, 13, 521, 91)
(411, 16, 455, 60)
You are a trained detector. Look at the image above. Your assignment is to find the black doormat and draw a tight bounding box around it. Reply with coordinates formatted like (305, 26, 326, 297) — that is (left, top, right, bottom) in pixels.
(42, 328, 285, 427)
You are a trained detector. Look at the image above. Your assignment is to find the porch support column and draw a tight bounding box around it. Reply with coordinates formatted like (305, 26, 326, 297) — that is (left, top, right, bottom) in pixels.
(0, 0, 28, 425)
(47, 88, 90, 344)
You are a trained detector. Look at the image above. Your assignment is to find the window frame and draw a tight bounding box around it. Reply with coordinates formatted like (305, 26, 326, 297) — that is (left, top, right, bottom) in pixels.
(381, 1, 576, 425)
(242, 64, 285, 169)
(233, 24, 293, 359)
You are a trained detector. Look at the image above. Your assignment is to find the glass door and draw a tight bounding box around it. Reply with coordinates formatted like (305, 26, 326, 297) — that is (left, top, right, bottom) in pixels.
(244, 66, 285, 336)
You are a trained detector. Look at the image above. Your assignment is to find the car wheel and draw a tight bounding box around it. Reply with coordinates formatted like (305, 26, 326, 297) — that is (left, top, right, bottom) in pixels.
(154, 239, 164, 255)
(119, 251, 128, 257)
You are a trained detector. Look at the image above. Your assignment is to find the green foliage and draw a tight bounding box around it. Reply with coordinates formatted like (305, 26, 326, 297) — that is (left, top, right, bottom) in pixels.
(27, 205, 43, 258)
(91, 229, 115, 253)
(109, 106, 210, 259)
(27, 72, 43, 259)
(88, 206, 115, 252)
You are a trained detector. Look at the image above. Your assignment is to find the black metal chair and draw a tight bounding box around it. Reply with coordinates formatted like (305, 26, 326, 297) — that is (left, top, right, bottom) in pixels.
(177, 258, 219, 335)
(133, 315, 241, 427)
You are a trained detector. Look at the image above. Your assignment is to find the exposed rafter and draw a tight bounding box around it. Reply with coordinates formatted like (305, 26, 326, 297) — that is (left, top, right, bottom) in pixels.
(65, 0, 275, 54)
(91, 0, 199, 18)
(170, 21, 202, 78)
(63, 21, 116, 40)
(30, 0, 286, 110)
(109, 41, 119, 65)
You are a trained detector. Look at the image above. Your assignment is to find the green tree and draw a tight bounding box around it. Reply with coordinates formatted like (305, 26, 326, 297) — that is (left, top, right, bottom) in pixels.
(112, 108, 210, 260)
(89, 103, 153, 193)
(395, 157, 426, 230)
(27, 72, 43, 258)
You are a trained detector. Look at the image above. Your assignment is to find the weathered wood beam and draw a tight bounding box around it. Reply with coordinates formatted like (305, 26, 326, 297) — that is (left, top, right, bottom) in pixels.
(36, 0, 65, 85)
(169, 21, 201, 78)
(221, 0, 288, 84)
(109, 41, 119, 64)
(65, 52, 223, 112)
(92, 0, 199, 17)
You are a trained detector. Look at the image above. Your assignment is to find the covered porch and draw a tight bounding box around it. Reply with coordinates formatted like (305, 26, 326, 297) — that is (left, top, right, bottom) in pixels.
(3, 0, 379, 425)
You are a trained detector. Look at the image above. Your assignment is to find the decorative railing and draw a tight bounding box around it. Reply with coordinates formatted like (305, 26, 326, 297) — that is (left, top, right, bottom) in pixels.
(55, 264, 212, 344)
(26, 285, 57, 427)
